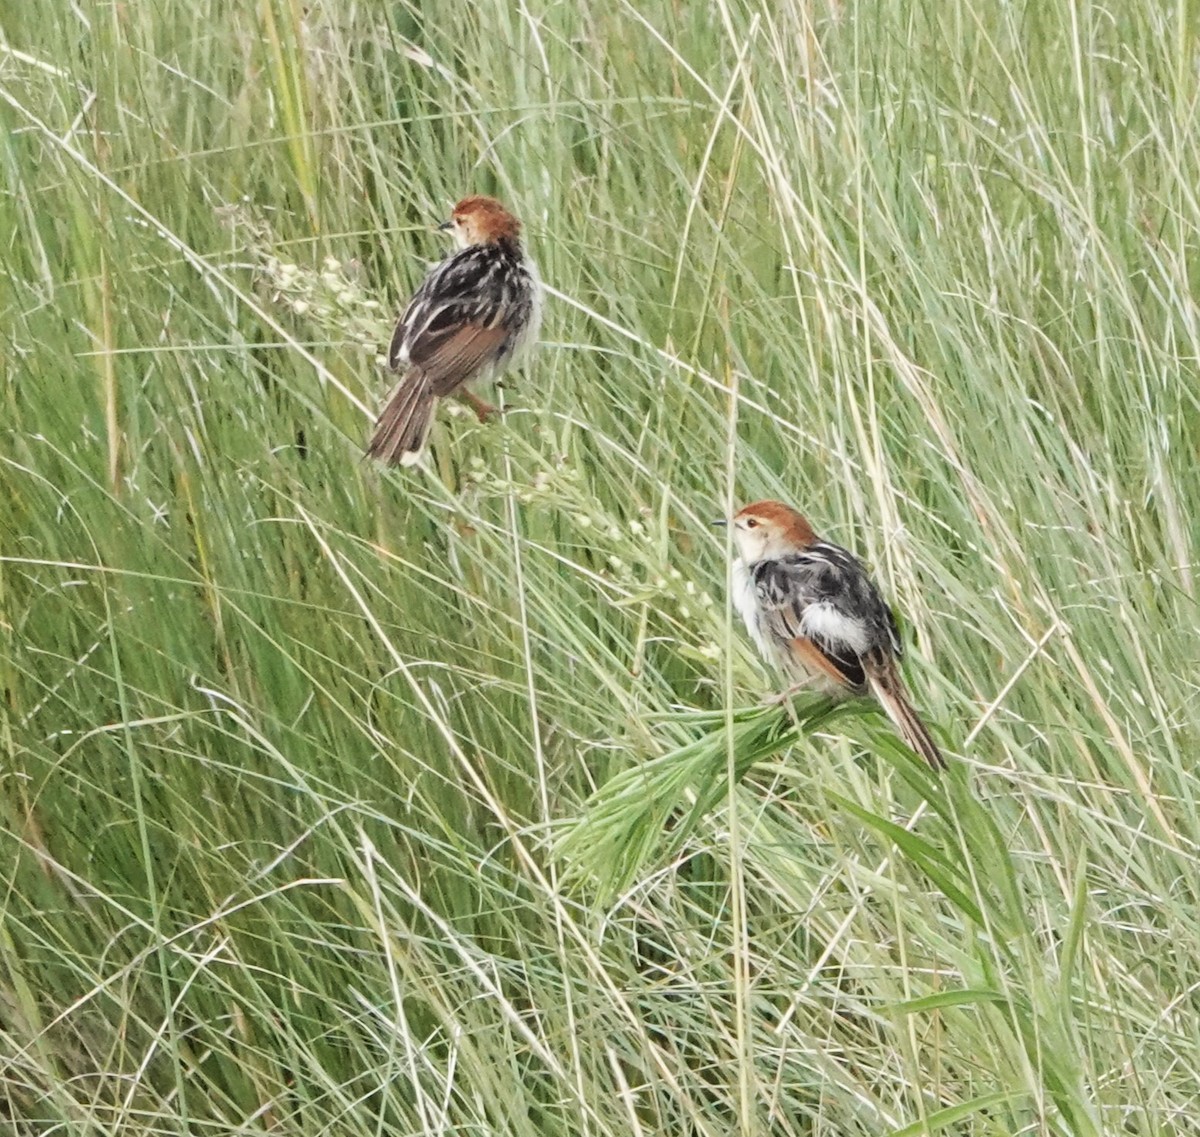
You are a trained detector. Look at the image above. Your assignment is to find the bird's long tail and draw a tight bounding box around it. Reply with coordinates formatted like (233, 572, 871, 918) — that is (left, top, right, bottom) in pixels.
(865, 660, 946, 771)
(366, 371, 435, 466)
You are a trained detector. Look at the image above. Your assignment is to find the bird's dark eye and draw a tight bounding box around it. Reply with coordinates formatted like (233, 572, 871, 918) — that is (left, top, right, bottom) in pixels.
(745, 519, 758, 529)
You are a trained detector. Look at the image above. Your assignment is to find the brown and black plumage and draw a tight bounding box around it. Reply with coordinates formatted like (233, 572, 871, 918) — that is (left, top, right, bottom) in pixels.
(724, 499, 946, 770)
(368, 195, 543, 466)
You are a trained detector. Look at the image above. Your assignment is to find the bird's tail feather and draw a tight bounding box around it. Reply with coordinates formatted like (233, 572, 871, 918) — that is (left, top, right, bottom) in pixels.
(366, 372, 435, 466)
(866, 662, 946, 771)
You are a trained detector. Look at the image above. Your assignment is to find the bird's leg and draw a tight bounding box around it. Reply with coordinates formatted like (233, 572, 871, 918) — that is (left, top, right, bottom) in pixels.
(762, 682, 810, 707)
(457, 389, 501, 422)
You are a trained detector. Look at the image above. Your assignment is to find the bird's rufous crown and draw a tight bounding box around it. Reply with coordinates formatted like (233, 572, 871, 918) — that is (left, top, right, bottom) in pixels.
(451, 195, 522, 243)
(734, 500, 818, 546)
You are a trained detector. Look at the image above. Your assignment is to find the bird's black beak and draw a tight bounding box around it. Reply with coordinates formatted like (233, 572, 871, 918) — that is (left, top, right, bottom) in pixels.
(711, 519, 728, 527)
(437, 219, 454, 231)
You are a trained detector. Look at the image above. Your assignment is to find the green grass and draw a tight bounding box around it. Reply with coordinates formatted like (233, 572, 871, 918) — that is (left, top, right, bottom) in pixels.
(2, 0, 1199, 1133)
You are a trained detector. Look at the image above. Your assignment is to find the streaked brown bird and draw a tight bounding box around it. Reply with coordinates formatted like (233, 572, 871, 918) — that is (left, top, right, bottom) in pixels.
(721, 499, 946, 770)
(367, 195, 543, 466)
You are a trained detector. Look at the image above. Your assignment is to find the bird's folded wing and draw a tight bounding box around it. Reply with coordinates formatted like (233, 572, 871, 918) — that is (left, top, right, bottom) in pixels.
(410, 323, 509, 394)
(391, 245, 512, 369)
(787, 635, 860, 690)
(752, 556, 868, 689)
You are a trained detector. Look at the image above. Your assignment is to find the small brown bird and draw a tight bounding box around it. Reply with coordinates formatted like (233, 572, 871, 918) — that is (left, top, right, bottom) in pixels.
(722, 500, 945, 770)
(367, 195, 543, 466)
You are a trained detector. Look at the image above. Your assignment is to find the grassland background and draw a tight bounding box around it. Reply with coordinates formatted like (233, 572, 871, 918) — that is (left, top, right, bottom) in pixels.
(2, 0, 1199, 1133)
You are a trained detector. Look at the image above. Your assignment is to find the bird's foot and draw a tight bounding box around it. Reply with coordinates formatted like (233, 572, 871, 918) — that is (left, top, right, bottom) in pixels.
(762, 686, 803, 707)
(458, 390, 502, 422)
